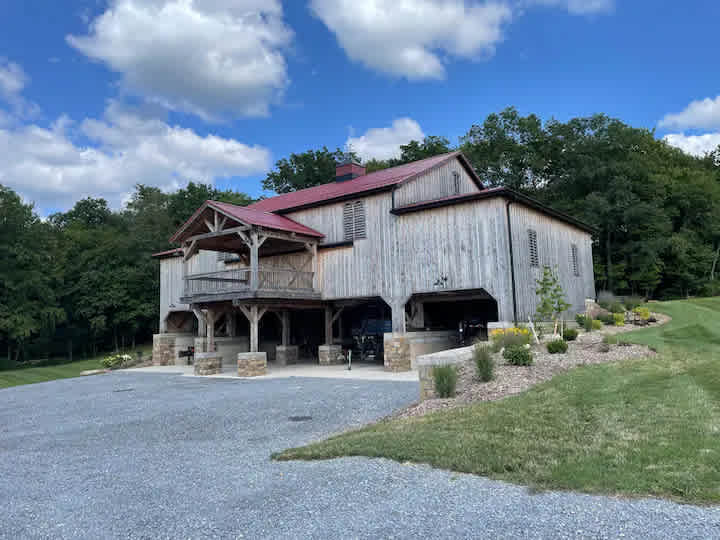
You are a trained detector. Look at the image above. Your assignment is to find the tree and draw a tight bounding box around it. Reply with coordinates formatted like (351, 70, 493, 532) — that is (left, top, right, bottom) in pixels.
(0, 186, 64, 365)
(535, 266, 571, 334)
(262, 147, 352, 193)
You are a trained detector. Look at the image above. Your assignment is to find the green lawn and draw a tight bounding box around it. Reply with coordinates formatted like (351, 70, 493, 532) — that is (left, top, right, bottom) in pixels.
(0, 345, 152, 390)
(274, 298, 720, 505)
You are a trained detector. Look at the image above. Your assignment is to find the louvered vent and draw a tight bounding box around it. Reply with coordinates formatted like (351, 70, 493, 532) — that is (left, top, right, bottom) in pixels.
(528, 229, 539, 267)
(343, 202, 354, 241)
(343, 200, 367, 241)
(571, 244, 580, 276)
(353, 200, 366, 239)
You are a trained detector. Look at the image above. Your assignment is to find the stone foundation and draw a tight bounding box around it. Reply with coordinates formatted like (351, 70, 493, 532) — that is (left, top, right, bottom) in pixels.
(237, 352, 267, 377)
(318, 345, 344, 365)
(383, 333, 411, 372)
(152, 333, 194, 366)
(193, 352, 222, 376)
(275, 345, 299, 366)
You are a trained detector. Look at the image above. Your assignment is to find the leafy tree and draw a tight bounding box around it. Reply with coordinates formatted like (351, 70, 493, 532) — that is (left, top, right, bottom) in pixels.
(262, 147, 353, 193)
(0, 186, 64, 365)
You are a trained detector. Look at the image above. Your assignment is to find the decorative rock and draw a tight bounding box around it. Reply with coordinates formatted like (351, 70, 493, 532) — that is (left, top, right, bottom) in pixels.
(383, 333, 411, 372)
(318, 345, 344, 365)
(237, 352, 267, 377)
(80, 369, 110, 376)
(275, 345, 299, 366)
(194, 352, 222, 376)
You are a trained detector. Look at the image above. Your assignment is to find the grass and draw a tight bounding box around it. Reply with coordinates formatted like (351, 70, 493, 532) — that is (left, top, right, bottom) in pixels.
(0, 344, 152, 390)
(274, 298, 720, 505)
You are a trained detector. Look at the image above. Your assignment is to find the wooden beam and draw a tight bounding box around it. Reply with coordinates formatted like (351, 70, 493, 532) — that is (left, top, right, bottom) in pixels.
(183, 240, 199, 261)
(203, 217, 215, 233)
(330, 306, 344, 325)
(250, 231, 260, 290)
(186, 225, 250, 243)
(324, 306, 333, 345)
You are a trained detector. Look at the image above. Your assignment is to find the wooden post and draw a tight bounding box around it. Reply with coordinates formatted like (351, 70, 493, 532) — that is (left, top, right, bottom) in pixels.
(193, 308, 207, 340)
(227, 311, 236, 338)
(207, 308, 215, 352)
(390, 300, 406, 333)
(324, 306, 333, 345)
(281, 311, 290, 346)
(238, 304, 267, 353)
(250, 231, 259, 290)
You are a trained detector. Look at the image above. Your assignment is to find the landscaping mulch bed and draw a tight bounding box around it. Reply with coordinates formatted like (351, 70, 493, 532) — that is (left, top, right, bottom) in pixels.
(397, 312, 670, 419)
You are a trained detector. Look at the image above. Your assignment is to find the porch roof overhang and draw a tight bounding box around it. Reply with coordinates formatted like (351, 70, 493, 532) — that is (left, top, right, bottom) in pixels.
(169, 200, 324, 259)
(169, 200, 324, 245)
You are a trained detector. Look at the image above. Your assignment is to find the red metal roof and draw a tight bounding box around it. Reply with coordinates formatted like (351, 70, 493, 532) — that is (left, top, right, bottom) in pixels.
(209, 201, 324, 238)
(249, 151, 480, 213)
(169, 200, 324, 243)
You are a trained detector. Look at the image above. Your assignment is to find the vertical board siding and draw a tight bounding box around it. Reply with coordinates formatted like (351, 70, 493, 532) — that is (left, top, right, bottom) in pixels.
(393, 158, 480, 207)
(509, 204, 595, 321)
(159, 256, 190, 330)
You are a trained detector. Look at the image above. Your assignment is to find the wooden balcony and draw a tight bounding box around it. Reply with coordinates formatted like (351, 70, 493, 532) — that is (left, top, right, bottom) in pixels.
(181, 267, 319, 303)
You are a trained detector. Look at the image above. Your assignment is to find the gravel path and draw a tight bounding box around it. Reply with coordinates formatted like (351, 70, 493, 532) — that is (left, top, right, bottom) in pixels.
(1, 370, 718, 539)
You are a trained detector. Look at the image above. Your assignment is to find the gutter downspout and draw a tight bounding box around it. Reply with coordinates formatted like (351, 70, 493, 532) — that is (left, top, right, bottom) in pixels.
(505, 199, 519, 326)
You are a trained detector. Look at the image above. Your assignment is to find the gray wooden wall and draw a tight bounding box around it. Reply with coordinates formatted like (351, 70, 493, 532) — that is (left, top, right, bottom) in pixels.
(393, 159, 479, 207)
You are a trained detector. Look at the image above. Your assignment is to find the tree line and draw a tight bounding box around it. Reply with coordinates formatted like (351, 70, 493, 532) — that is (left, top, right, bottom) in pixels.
(2, 107, 719, 366)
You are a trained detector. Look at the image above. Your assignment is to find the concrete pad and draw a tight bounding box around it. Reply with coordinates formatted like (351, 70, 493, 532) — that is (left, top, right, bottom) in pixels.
(125, 362, 419, 382)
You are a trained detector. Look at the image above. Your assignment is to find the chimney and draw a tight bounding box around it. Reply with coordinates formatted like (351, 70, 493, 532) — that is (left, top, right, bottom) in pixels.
(335, 160, 366, 182)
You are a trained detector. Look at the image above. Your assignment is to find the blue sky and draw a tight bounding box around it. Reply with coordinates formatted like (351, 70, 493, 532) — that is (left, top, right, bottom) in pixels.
(0, 0, 718, 215)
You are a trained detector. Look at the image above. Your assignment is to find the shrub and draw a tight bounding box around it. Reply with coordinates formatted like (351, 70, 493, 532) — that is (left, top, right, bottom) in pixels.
(624, 296, 644, 311)
(503, 344, 533, 366)
(613, 313, 625, 326)
(609, 301, 626, 314)
(592, 319, 604, 330)
(101, 353, 134, 369)
(474, 343, 494, 382)
(563, 328, 579, 341)
(582, 316, 593, 332)
(575, 313, 587, 326)
(432, 365, 457, 398)
(547, 339, 568, 354)
(490, 327, 531, 352)
(599, 313, 615, 325)
(633, 307, 650, 320)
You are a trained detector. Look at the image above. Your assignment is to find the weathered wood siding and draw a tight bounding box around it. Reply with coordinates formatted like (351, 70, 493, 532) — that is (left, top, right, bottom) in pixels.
(509, 204, 595, 320)
(393, 158, 480, 207)
(159, 250, 218, 330)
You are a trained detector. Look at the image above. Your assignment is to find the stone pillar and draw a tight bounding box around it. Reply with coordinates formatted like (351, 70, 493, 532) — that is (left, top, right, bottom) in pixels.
(194, 352, 222, 376)
(384, 333, 411, 372)
(275, 345, 298, 366)
(237, 351, 267, 377)
(318, 344, 343, 365)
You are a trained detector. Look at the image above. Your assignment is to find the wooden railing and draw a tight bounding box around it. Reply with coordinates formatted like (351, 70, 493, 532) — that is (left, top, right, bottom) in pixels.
(184, 268, 314, 297)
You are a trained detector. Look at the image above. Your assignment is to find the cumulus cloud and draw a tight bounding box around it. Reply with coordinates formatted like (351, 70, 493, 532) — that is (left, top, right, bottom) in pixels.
(0, 100, 271, 213)
(663, 132, 720, 158)
(659, 96, 720, 130)
(0, 59, 40, 120)
(67, 0, 292, 120)
(309, 0, 512, 80)
(526, 0, 614, 15)
(346, 118, 425, 162)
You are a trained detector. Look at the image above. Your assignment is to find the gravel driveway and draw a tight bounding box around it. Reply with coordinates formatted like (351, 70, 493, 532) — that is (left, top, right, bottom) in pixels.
(1, 372, 718, 539)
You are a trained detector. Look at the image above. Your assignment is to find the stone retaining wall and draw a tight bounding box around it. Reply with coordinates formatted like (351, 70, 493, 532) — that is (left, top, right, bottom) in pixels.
(194, 337, 249, 366)
(152, 333, 195, 366)
(318, 345, 343, 365)
(237, 352, 267, 377)
(416, 345, 474, 400)
(193, 352, 222, 376)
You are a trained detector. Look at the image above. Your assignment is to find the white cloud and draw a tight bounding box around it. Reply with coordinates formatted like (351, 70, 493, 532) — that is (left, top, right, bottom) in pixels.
(0, 59, 40, 120)
(526, 0, 614, 15)
(67, 0, 292, 120)
(659, 96, 720, 130)
(0, 100, 271, 213)
(346, 118, 425, 161)
(309, 0, 512, 80)
(663, 132, 720, 157)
